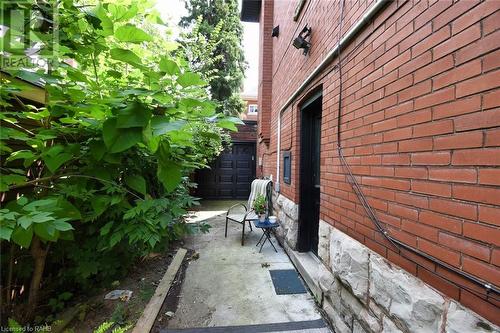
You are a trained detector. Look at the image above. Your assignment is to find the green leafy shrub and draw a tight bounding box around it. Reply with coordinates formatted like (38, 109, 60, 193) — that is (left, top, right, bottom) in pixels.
(0, 0, 241, 323)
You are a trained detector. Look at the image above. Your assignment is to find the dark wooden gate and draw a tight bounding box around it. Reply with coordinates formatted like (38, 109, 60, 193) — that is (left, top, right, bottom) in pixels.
(195, 142, 256, 199)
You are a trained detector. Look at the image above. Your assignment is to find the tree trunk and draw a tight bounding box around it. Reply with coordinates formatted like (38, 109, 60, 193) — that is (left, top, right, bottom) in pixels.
(26, 236, 48, 321)
(5, 244, 15, 306)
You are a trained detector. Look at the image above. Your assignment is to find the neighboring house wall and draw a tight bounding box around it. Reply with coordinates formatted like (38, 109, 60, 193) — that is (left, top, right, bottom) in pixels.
(241, 95, 259, 121)
(232, 96, 258, 141)
(251, 0, 500, 330)
(230, 120, 257, 142)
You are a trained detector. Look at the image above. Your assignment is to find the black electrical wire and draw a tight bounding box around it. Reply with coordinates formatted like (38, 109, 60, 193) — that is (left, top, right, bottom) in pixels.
(333, 0, 500, 304)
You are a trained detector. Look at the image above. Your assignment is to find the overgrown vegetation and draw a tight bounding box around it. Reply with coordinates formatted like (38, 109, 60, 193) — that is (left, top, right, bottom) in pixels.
(0, 0, 238, 325)
(180, 0, 247, 116)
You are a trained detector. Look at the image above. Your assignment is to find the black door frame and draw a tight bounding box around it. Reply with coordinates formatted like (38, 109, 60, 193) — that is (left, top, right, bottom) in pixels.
(298, 91, 322, 253)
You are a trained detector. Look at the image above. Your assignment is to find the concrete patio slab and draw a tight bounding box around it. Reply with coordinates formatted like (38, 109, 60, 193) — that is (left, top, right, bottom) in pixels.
(186, 200, 245, 224)
(165, 202, 329, 331)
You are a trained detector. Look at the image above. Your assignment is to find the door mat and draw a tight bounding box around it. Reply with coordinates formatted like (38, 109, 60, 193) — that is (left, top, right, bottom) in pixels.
(160, 319, 328, 333)
(269, 269, 307, 295)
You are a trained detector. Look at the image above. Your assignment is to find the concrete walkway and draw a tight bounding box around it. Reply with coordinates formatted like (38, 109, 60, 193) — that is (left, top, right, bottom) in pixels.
(163, 201, 330, 332)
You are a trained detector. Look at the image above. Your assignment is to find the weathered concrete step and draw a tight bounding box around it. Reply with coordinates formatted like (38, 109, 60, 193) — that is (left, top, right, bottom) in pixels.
(160, 319, 331, 333)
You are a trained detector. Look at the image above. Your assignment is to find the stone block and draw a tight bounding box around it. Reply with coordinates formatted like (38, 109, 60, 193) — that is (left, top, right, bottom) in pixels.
(446, 301, 499, 333)
(330, 229, 370, 302)
(370, 255, 445, 333)
(285, 216, 298, 248)
(318, 220, 331, 266)
(368, 300, 384, 319)
(353, 320, 369, 333)
(339, 285, 380, 333)
(283, 199, 299, 220)
(382, 316, 404, 333)
(323, 299, 351, 333)
(318, 265, 335, 293)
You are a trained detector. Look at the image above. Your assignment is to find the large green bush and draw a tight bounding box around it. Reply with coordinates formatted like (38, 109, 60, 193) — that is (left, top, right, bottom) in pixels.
(0, 0, 238, 323)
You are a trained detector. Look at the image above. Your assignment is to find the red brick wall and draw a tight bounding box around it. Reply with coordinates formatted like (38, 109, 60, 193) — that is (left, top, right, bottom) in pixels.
(257, 0, 274, 144)
(230, 121, 257, 142)
(240, 96, 258, 121)
(257, 0, 500, 323)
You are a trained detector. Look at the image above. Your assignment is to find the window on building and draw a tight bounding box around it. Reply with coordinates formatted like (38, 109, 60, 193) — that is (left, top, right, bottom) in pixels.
(283, 151, 291, 184)
(248, 104, 258, 114)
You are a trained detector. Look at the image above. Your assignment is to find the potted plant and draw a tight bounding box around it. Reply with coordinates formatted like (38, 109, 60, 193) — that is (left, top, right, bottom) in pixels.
(253, 194, 267, 222)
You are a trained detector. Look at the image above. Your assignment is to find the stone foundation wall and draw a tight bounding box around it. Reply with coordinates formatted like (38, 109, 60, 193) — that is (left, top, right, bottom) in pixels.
(270, 194, 499, 332)
(317, 220, 499, 333)
(272, 193, 299, 250)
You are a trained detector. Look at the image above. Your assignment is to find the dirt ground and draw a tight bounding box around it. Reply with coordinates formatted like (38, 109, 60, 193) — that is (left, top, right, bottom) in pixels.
(151, 250, 193, 333)
(66, 243, 191, 333)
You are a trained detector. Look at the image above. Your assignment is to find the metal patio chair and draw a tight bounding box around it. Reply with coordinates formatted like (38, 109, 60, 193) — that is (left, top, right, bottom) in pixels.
(225, 179, 273, 246)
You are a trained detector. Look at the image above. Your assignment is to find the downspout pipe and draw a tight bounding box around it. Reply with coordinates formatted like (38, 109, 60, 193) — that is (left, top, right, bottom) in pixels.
(275, 0, 388, 193)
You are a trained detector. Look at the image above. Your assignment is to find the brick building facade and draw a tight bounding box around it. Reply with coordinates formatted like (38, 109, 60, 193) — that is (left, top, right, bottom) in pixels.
(231, 94, 258, 141)
(242, 0, 500, 330)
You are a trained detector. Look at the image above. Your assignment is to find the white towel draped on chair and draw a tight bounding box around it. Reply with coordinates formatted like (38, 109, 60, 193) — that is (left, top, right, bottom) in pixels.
(248, 179, 272, 210)
(225, 179, 273, 246)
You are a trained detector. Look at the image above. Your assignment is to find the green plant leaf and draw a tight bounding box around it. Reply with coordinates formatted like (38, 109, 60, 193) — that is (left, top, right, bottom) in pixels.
(110, 48, 143, 67)
(17, 197, 28, 206)
(55, 198, 81, 220)
(90, 195, 110, 217)
(0, 174, 26, 191)
(42, 152, 72, 173)
(95, 4, 114, 36)
(100, 222, 113, 236)
(109, 232, 123, 247)
(115, 24, 153, 43)
(6, 150, 35, 163)
(23, 198, 58, 212)
(34, 223, 58, 241)
(216, 119, 238, 131)
(11, 226, 33, 248)
(151, 117, 186, 136)
(89, 140, 106, 161)
(124, 174, 146, 195)
(177, 72, 206, 87)
(109, 4, 137, 21)
(8, 318, 22, 330)
(18, 215, 33, 229)
(224, 116, 245, 125)
(159, 58, 180, 75)
(103, 118, 142, 153)
(53, 220, 74, 231)
(31, 212, 55, 223)
(66, 67, 88, 83)
(0, 226, 13, 240)
(116, 102, 151, 128)
(157, 161, 182, 192)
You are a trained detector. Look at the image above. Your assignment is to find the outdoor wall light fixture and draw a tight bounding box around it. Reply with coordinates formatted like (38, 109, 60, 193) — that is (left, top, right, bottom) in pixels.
(293, 25, 312, 55)
(272, 25, 280, 37)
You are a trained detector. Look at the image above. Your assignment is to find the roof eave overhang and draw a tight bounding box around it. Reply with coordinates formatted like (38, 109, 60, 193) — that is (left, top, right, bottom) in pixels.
(241, 0, 261, 22)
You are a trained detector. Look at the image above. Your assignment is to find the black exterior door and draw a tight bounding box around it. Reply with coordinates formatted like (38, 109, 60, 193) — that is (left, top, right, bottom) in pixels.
(299, 95, 322, 254)
(195, 142, 256, 199)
